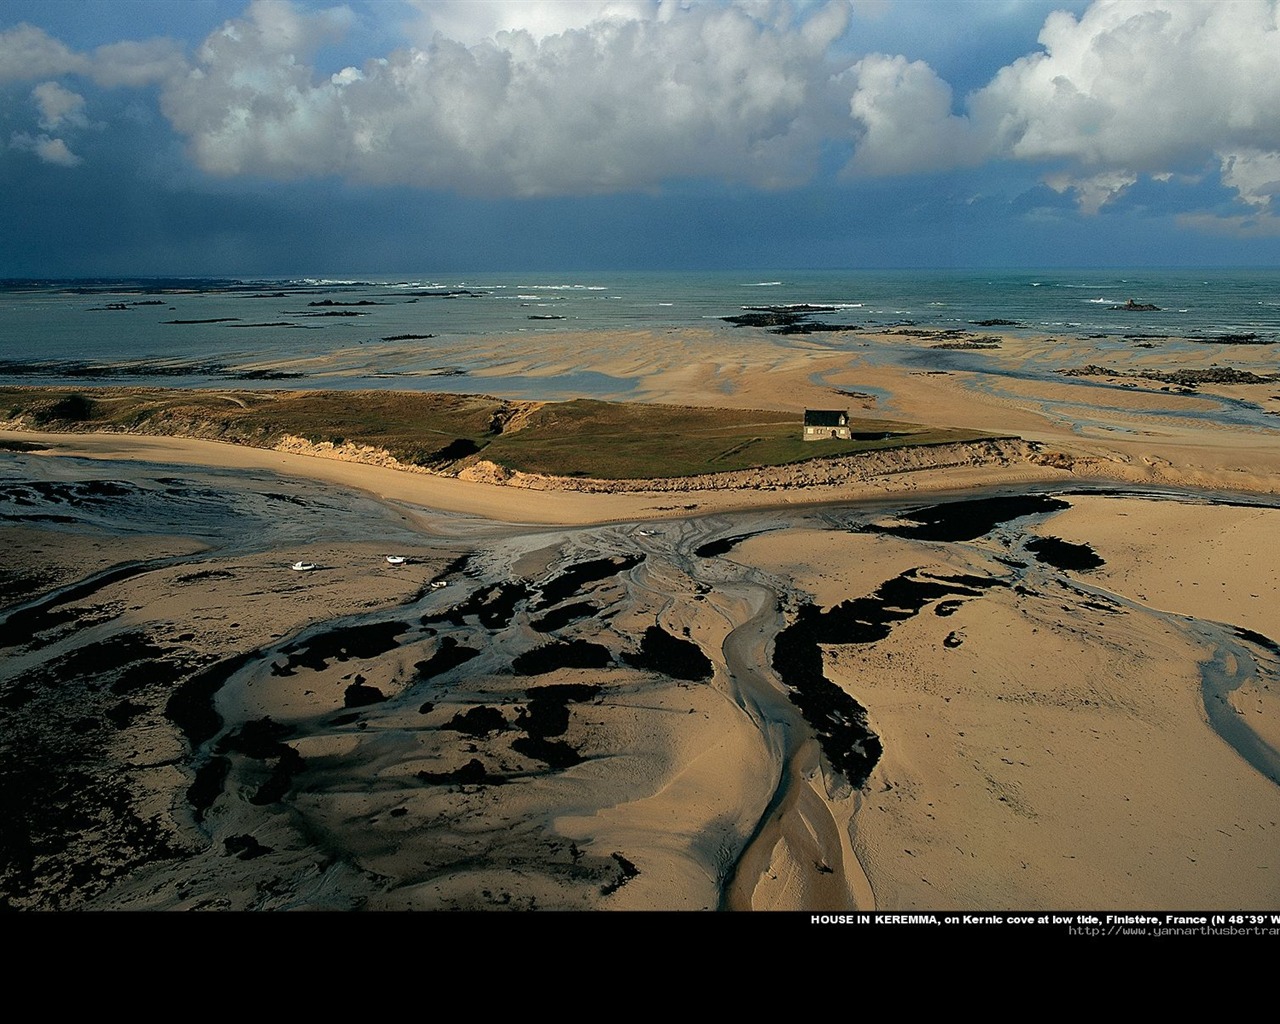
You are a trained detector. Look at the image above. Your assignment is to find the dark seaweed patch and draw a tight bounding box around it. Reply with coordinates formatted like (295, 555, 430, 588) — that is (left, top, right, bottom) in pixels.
(510, 735, 582, 769)
(28, 630, 174, 689)
(0, 568, 57, 608)
(529, 601, 597, 633)
(534, 555, 643, 610)
(172, 569, 237, 584)
(504, 683, 601, 770)
(271, 620, 409, 675)
(694, 533, 759, 558)
(512, 640, 612, 675)
(109, 655, 185, 696)
(0, 705, 186, 907)
(516, 684, 601, 739)
(862, 495, 1071, 543)
(417, 758, 507, 786)
(0, 561, 161, 651)
(224, 834, 273, 860)
(343, 681, 386, 707)
(826, 574, 984, 643)
(1235, 627, 1280, 655)
(414, 635, 481, 680)
(250, 748, 305, 805)
(187, 756, 229, 823)
(929, 571, 1013, 590)
(1188, 333, 1273, 344)
(600, 852, 640, 895)
(216, 718, 306, 805)
(231, 368, 305, 379)
(444, 705, 510, 736)
(217, 716, 295, 759)
(771, 607, 883, 786)
(105, 699, 146, 728)
(771, 568, 1008, 786)
(165, 650, 261, 748)
(423, 581, 530, 629)
(1025, 536, 1104, 571)
(0, 480, 141, 504)
(0, 682, 35, 711)
(622, 625, 713, 681)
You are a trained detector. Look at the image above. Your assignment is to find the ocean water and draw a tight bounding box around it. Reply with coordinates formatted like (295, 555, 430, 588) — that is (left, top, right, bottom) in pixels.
(1, 268, 1277, 394)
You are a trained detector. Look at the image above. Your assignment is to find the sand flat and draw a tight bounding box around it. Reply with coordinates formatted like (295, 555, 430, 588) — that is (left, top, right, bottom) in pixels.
(3, 320, 1279, 912)
(727, 493, 1280, 910)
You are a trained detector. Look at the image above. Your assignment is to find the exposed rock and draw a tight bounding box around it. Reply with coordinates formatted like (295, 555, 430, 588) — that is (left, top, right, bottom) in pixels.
(1190, 333, 1273, 345)
(1058, 365, 1277, 386)
(930, 338, 1001, 350)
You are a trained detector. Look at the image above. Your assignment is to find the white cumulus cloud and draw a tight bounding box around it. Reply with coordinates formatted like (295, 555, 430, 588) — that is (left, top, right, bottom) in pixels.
(842, 53, 985, 176)
(32, 81, 88, 130)
(969, 0, 1280, 208)
(10, 131, 83, 166)
(89, 38, 189, 88)
(0, 23, 86, 82)
(1218, 149, 1280, 209)
(404, 0, 664, 47)
(1044, 169, 1137, 215)
(6, 0, 1280, 222)
(159, 0, 851, 195)
(841, 0, 1280, 215)
(0, 21, 183, 87)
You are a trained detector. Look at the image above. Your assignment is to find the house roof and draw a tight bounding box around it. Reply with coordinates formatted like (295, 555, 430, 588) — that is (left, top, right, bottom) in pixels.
(804, 409, 848, 426)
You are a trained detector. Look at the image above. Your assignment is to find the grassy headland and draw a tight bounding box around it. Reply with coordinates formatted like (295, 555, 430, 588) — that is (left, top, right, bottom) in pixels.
(0, 386, 1000, 480)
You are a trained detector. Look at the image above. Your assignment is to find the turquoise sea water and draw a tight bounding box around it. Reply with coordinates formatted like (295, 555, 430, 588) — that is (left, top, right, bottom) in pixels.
(1, 268, 1277, 392)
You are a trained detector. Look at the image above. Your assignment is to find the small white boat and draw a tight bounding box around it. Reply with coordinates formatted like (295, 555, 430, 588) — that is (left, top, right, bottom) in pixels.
(386, 555, 407, 565)
(291, 561, 317, 572)
(430, 580, 448, 589)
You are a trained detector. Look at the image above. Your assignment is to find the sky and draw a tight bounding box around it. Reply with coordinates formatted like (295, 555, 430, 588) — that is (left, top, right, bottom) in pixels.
(2, 0, 1280, 275)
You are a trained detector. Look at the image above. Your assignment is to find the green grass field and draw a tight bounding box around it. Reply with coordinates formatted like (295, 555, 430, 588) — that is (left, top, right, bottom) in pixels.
(0, 387, 1001, 480)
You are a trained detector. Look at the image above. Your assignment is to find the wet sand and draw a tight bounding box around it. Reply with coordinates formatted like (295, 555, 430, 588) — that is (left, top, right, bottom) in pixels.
(2, 323, 1278, 912)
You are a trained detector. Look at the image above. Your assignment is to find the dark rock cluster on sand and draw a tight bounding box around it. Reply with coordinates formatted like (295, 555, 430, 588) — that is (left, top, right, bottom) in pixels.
(1060, 364, 1277, 386)
(722, 305, 859, 335)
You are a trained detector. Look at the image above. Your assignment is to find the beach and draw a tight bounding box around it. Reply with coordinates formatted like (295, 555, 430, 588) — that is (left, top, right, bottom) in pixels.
(2, 317, 1279, 912)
